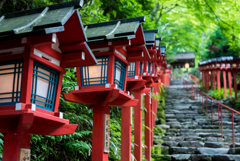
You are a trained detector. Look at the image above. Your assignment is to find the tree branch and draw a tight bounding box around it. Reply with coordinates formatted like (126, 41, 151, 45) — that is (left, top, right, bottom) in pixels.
(156, 4, 178, 24)
(0, 0, 7, 11)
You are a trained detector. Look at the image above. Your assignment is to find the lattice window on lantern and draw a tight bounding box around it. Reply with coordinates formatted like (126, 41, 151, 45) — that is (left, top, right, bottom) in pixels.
(81, 56, 109, 86)
(150, 63, 153, 74)
(114, 58, 126, 90)
(147, 61, 150, 73)
(139, 61, 142, 76)
(128, 62, 136, 77)
(155, 64, 157, 74)
(0, 59, 23, 105)
(142, 61, 145, 74)
(31, 61, 58, 111)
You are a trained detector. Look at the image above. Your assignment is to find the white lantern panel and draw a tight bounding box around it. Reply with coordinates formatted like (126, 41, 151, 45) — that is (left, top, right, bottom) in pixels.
(31, 62, 58, 111)
(127, 62, 136, 77)
(114, 58, 126, 90)
(115, 68, 121, 81)
(0, 60, 23, 104)
(81, 57, 108, 86)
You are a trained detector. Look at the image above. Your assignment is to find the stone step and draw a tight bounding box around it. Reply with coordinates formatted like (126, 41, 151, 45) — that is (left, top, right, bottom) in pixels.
(169, 147, 198, 154)
(204, 142, 229, 148)
(151, 154, 240, 161)
(197, 147, 229, 155)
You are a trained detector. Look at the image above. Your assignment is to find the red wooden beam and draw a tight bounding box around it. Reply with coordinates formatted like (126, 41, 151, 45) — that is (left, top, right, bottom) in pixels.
(112, 39, 131, 47)
(16, 113, 34, 132)
(30, 33, 56, 47)
(28, 124, 78, 136)
(62, 51, 85, 62)
(109, 99, 138, 107)
(127, 51, 143, 60)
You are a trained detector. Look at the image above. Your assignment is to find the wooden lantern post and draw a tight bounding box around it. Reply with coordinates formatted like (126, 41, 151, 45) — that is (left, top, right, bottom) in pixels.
(64, 17, 149, 161)
(0, 1, 98, 161)
(121, 20, 151, 161)
(143, 29, 162, 161)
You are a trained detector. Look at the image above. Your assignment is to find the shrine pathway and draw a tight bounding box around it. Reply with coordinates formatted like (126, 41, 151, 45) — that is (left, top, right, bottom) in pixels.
(152, 79, 240, 161)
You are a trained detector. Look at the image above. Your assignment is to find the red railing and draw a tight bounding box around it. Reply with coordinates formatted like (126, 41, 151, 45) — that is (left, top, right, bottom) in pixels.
(183, 79, 238, 148)
(188, 73, 199, 85)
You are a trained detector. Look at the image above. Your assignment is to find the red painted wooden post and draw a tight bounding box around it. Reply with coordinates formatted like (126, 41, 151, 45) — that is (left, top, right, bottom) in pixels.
(207, 71, 210, 91)
(202, 71, 205, 90)
(144, 93, 151, 161)
(134, 92, 142, 161)
(2, 133, 31, 161)
(233, 72, 238, 100)
(217, 70, 221, 92)
(213, 71, 216, 90)
(204, 72, 206, 90)
(228, 71, 232, 100)
(210, 71, 212, 89)
(121, 106, 131, 161)
(223, 70, 227, 99)
(20, 57, 34, 103)
(92, 104, 109, 161)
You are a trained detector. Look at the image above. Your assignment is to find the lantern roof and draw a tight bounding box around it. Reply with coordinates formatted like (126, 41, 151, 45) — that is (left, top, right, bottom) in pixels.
(0, 0, 84, 41)
(155, 38, 162, 50)
(0, 0, 98, 68)
(143, 29, 159, 47)
(84, 17, 145, 44)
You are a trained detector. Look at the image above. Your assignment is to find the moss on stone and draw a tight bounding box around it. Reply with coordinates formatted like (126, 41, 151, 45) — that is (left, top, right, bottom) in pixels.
(151, 154, 171, 161)
(154, 126, 165, 136)
(151, 146, 162, 155)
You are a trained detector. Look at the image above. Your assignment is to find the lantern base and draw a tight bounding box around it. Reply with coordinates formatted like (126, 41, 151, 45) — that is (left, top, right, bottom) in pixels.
(64, 86, 138, 107)
(126, 78, 146, 91)
(0, 108, 77, 135)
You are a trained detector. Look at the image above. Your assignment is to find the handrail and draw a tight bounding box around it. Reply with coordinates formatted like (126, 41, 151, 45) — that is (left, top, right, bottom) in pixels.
(183, 79, 237, 148)
(188, 73, 199, 85)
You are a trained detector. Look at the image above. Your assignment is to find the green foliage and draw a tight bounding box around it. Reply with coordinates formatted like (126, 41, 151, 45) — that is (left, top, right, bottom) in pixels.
(0, 133, 3, 158)
(151, 154, 171, 161)
(208, 88, 235, 100)
(151, 146, 162, 155)
(154, 126, 165, 137)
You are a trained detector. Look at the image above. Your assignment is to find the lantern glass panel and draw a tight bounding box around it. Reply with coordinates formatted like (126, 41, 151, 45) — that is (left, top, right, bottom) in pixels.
(127, 62, 136, 77)
(81, 57, 108, 86)
(150, 63, 153, 74)
(139, 61, 142, 76)
(160, 47, 165, 53)
(155, 65, 157, 74)
(142, 61, 144, 74)
(147, 61, 150, 73)
(114, 58, 126, 90)
(31, 62, 58, 111)
(0, 60, 23, 105)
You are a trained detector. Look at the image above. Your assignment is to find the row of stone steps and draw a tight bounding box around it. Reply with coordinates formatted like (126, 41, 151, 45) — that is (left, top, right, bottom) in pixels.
(152, 81, 240, 161)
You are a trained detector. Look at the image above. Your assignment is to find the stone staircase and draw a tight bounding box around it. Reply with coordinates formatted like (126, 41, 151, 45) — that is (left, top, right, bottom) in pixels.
(153, 80, 240, 161)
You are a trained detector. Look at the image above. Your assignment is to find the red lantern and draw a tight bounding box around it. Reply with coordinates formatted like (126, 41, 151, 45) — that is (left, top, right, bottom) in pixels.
(0, 1, 97, 160)
(64, 17, 149, 161)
